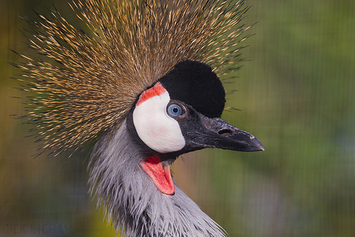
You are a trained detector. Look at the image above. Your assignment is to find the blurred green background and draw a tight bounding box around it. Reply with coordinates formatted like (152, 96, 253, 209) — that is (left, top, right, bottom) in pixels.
(1, 0, 355, 236)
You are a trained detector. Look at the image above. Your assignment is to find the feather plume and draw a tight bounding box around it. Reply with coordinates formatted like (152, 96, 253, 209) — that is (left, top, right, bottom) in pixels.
(18, 0, 251, 155)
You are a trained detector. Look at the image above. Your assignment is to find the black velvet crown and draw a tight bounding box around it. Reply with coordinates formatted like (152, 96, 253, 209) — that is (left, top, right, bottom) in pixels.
(159, 60, 226, 118)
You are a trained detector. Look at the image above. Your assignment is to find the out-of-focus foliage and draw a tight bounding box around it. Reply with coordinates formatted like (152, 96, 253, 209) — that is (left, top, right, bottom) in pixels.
(0, 0, 354, 237)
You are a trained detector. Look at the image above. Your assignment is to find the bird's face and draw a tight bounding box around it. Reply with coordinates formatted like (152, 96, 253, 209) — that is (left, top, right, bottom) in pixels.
(130, 60, 264, 195)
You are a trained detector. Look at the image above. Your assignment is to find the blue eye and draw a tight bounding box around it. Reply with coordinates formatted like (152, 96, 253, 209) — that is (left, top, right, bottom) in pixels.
(167, 103, 184, 117)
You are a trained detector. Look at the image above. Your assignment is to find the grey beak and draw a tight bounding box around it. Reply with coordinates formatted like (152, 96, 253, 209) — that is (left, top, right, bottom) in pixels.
(181, 112, 264, 152)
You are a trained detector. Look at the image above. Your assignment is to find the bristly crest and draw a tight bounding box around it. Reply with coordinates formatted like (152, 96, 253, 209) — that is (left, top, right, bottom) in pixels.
(17, 0, 251, 155)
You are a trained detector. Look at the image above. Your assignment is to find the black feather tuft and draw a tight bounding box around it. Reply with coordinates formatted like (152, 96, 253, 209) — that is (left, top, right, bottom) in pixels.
(160, 60, 226, 118)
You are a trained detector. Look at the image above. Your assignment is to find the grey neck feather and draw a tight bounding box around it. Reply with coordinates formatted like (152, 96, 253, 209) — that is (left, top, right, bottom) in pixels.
(88, 119, 226, 237)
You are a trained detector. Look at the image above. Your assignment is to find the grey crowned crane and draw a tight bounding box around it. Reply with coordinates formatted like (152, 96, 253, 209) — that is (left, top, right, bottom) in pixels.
(19, 0, 264, 236)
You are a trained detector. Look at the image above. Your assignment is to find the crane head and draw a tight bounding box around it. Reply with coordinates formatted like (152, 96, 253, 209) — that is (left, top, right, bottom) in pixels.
(129, 60, 264, 195)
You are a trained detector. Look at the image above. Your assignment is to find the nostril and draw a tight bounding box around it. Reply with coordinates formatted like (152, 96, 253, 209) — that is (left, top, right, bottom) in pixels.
(218, 129, 233, 137)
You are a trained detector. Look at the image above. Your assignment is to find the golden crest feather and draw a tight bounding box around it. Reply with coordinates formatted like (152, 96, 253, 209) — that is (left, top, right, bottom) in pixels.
(18, 0, 250, 155)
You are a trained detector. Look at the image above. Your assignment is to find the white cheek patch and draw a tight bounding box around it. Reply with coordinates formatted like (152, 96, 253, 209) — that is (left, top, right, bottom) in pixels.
(133, 91, 186, 153)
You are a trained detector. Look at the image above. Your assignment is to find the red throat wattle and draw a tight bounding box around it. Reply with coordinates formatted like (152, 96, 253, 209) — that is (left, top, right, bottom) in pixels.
(140, 155, 175, 195)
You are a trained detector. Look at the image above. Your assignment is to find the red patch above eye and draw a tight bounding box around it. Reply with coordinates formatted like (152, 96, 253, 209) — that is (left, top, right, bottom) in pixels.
(136, 82, 167, 106)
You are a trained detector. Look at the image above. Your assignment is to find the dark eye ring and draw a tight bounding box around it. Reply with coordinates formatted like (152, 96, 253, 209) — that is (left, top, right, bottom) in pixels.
(167, 103, 184, 117)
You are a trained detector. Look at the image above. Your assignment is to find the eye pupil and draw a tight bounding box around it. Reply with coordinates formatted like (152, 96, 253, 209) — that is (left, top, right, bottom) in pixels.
(167, 103, 184, 117)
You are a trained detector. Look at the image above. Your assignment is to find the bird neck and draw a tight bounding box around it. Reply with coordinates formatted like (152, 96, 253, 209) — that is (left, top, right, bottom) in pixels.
(88, 119, 226, 237)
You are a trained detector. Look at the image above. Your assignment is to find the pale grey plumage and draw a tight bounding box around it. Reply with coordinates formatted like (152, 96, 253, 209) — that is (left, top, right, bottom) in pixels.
(89, 119, 226, 237)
